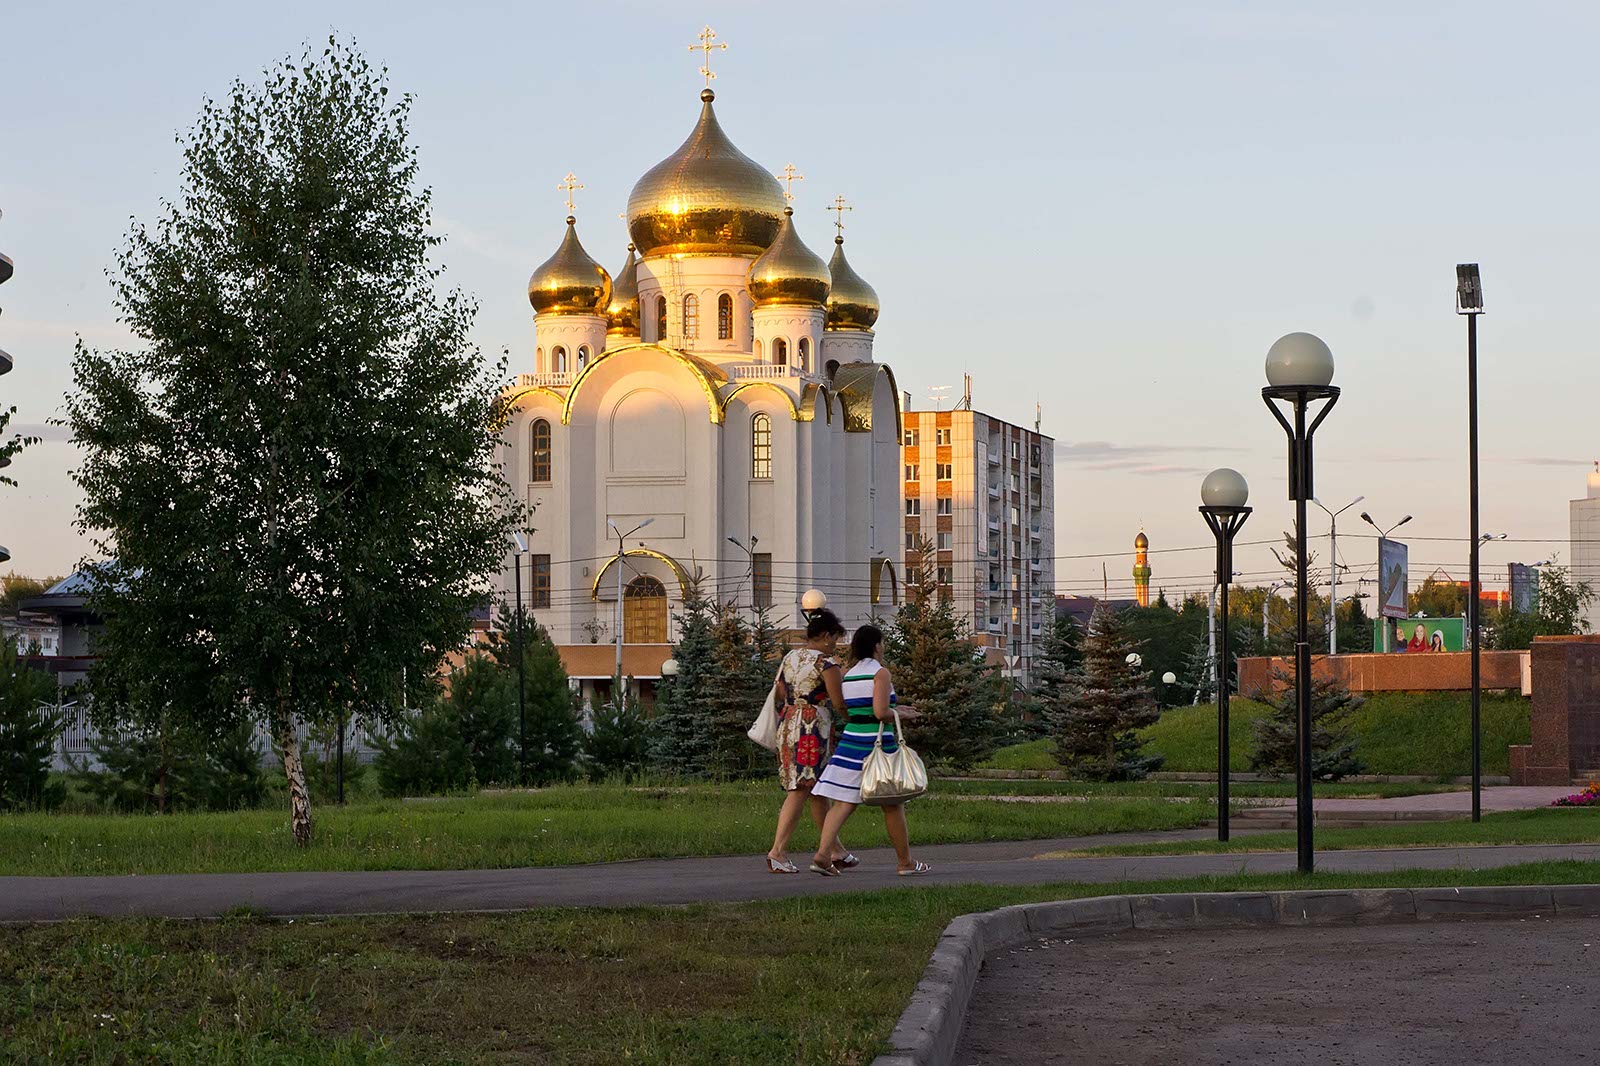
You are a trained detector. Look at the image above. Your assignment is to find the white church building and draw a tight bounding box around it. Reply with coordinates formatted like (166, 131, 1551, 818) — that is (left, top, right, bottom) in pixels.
(499, 74, 903, 683)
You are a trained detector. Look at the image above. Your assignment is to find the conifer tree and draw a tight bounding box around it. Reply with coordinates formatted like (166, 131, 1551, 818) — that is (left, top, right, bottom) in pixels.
(486, 609, 581, 785)
(1049, 604, 1163, 780)
(1178, 633, 1214, 706)
(583, 675, 647, 782)
(1029, 612, 1082, 737)
(1251, 671, 1365, 780)
(0, 640, 62, 810)
(650, 574, 719, 776)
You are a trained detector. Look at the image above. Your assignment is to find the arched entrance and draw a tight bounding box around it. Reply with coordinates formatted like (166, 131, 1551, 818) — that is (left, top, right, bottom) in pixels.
(624, 575, 668, 643)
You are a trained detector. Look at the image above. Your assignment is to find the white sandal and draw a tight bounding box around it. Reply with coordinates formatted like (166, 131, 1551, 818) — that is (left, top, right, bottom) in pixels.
(897, 861, 933, 876)
(767, 857, 799, 874)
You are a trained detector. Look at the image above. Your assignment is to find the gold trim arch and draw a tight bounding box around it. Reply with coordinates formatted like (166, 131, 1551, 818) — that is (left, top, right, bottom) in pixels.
(798, 383, 834, 424)
(719, 381, 801, 421)
(829, 361, 903, 435)
(562, 342, 728, 426)
(589, 548, 695, 601)
(504, 385, 568, 414)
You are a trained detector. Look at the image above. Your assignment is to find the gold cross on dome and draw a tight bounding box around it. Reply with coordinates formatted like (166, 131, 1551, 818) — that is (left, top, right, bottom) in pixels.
(689, 25, 727, 87)
(557, 172, 585, 215)
(775, 163, 804, 204)
(828, 194, 853, 235)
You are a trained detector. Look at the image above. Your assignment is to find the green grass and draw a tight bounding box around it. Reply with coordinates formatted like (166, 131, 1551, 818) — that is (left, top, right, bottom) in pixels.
(1071, 806, 1600, 857)
(982, 691, 1533, 778)
(5, 861, 1599, 1065)
(0, 782, 1212, 877)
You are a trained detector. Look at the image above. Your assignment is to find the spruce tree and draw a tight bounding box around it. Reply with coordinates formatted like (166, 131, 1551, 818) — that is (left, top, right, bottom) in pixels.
(485, 609, 581, 786)
(1251, 670, 1365, 780)
(1178, 634, 1214, 706)
(883, 563, 1002, 771)
(1049, 604, 1163, 780)
(1029, 613, 1082, 739)
(650, 574, 719, 776)
(583, 675, 647, 782)
(0, 641, 62, 810)
(443, 651, 518, 787)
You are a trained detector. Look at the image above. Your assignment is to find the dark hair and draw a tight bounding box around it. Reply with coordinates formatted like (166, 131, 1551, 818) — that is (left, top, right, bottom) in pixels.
(849, 624, 884, 664)
(806, 609, 846, 640)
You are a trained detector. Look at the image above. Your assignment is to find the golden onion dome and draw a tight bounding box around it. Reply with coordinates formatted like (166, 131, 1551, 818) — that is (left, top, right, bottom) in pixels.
(605, 244, 641, 335)
(825, 236, 880, 331)
(528, 217, 611, 316)
(747, 208, 830, 308)
(1135, 529, 1149, 550)
(626, 89, 786, 258)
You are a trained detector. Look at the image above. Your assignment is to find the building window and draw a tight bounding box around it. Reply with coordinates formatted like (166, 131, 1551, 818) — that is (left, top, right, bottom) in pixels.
(751, 413, 773, 479)
(937, 497, 952, 515)
(1031, 445, 1042, 466)
(1010, 472, 1021, 492)
(576, 344, 589, 369)
(531, 554, 551, 608)
(936, 462, 953, 480)
(797, 337, 810, 372)
(936, 428, 951, 446)
(936, 566, 953, 586)
(905, 497, 921, 517)
(752, 553, 773, 609)
(683, 294, 699, 339)
(753, 339, 763, 360)
(553, 346, 567, 373)
(773, 338, 788, 366)
(655, 295, 668, 340)
(717, 293, 734, 339)
(904, 427, 919, 447)
(937, 532, 953, 550)
(1011, 505, 1021, 526)
(624, 575, 669, 643)
(1012, 606, 1021, 625)
(530, 419, 552, 483)
(1011, 440, 1021, 460)
(905, 530, 917, 550)
(905, 463, 919, 481)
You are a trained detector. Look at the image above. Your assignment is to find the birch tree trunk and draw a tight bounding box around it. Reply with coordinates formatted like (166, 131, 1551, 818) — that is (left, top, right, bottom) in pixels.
(275, 702, 314, 846)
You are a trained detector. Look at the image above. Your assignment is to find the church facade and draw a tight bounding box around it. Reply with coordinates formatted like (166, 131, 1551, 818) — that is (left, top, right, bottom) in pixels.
(499, 77, 903, 674)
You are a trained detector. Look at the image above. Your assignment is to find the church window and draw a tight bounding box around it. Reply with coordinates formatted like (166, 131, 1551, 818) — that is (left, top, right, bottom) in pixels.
(530, 419, 553, 483)
(751, 414, 773, 479)
(655, 295, 668, 341)
(683, 294, 700, 339)
(753, 339, 763, 360)
(717, 293, 734, 339)
(905, 497, 921, 517)
(553, 346, 567, 373)
(797, 337, 810, 372)
(624, 575, 669, 643)
(536, 346, 544, 371)
(577, 345, 589, 369)
(773, 338, 788, 366)
(752, 553, 773, 609)
(531, 554, 551, 609)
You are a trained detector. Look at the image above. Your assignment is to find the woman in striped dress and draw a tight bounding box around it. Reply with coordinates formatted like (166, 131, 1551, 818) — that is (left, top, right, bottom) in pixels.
(809, 624, 933, 877)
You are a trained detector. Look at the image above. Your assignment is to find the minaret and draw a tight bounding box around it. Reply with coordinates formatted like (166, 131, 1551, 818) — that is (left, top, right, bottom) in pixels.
(1133, 528, 1151, 607)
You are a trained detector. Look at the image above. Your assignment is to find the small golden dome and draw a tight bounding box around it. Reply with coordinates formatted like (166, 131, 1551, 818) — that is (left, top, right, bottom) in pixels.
(626, 89, 786, 258)
(825, 236, 880, 331)
(1135, 529, 1149, 550)
(528, 217, 611, 316)
(605, 244, 641, 335)
(747, 209, 830, 308)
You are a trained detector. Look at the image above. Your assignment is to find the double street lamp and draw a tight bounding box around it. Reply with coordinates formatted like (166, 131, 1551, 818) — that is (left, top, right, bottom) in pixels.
(1199, 467, 1251, 842)
(1262, 332, 1341, 875)
(608, 517, 655, 681)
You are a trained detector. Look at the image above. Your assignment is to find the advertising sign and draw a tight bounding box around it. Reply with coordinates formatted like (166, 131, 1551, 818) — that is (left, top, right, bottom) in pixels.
(1377, 537, 1409, 620)
(1508, 563, 1539, 614)
(1373, 616, 1466, 653)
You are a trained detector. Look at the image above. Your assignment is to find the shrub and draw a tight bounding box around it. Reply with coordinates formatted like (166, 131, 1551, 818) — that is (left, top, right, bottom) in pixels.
(0, 642, 63, 810)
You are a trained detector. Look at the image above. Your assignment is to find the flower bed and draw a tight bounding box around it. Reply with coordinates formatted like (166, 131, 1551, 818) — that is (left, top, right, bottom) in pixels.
(1552, 782, 1600, 807)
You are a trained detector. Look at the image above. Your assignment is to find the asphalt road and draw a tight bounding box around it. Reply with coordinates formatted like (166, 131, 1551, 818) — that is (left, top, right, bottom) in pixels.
(954, 915, 1600, 1065)
(4, 835, 1600, 921)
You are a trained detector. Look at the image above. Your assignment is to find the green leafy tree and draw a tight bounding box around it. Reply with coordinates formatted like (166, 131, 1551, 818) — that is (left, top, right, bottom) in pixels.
(0, 407, 39, 492)
(2, 573, 62, 616)
(1410, 577, 1467, 619)
(883, 554, 1003, 771)
(583, 675, 647, 782)
(651, 574, 719, 776)
(1049, 604, 1162, 780)
(1491, 560, 1596, 649)
(62, 40, 516, 844)
(1250, 670, 1365, 780)
(0, 640, 62, 809)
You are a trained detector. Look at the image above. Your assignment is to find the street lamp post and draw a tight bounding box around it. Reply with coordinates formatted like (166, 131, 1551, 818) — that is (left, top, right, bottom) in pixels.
(511, 531, 529, 786)
(1358, 511, 1413, 651)
(1457, 264, 1486, 822)
(1312, 495, 1364, 654)
(1262, 332, 1341, 875)
(726, 535, 759, 610)
(608, 518, 655, 681)
(1199, 468, 1252, 843)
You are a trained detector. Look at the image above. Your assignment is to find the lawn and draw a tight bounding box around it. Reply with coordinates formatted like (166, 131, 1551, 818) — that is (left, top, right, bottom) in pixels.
(1068, 806, 1600, 857)
(983, 691, 1532, 778)
(5, 861, 1599, 1065)
(0, 782, 1212, 877)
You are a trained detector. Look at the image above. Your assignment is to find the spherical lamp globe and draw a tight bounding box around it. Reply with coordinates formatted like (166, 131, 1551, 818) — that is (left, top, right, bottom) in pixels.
(1264, 332, 1335, 388)
(1162, 671, 1177, 685)
(801, 589, 828, 613)
(1200, 468, 1250, 509)
(660, 658, 680, 678)
(1126, 652, 1142, 667)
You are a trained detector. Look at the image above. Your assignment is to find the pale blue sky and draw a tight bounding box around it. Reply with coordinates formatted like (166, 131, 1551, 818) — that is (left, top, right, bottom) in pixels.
(3, 0, 1596, 602)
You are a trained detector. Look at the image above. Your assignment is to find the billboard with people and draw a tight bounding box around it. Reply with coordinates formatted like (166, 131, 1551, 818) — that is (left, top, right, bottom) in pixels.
(1378, 537, 1409, 620)
(1372, 616, 1466, 653)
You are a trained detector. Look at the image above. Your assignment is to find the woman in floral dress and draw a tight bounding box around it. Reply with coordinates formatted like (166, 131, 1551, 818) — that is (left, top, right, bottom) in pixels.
(766, 609, 856, 873)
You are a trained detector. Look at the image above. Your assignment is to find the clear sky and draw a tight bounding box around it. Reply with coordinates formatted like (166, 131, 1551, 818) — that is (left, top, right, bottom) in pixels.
(3, 0, 1596, 604)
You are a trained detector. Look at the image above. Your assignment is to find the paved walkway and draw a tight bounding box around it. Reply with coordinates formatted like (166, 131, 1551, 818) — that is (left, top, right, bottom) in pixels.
(4, 830, 1599, 922)
(1241, 785, 1575, 815)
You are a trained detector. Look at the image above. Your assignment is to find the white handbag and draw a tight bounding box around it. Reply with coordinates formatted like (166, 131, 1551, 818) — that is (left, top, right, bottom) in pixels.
(859, 707, 927, 806)
(747, 665, 782, 751)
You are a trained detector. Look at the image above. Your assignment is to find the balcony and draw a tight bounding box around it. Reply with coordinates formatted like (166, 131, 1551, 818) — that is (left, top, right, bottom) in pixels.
(727, 363, 813, 382)
(988, 483, 1002, 498)
(516, 370, 576, 388)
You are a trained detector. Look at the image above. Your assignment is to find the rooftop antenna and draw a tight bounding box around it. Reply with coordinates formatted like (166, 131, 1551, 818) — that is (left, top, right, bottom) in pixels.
(1035, 402, 1042, 433)
(927, 385, 954, 411)
(956, 373, 973, 410)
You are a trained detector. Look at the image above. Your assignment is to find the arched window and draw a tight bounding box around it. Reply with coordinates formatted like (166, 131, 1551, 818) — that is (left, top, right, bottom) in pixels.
(773, 338, 788, 366)
(536, 346, 544, 372)
(751, 413, 773, 479)
(530, 419, 552, 483)
(655, 295, 668, 341)
(717, 293, 734, 339)
(624, 575, 668, 643)
(576, 344, 589, 369)
(753, 339, 763, 361)
(797, 337, 811, 372)
(682, 294, 699, 339)
(825, 359, 840, 380)
(553, 346, 567, 373)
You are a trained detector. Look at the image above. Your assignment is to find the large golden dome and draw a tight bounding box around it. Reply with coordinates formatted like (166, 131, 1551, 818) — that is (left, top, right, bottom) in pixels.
(528, 217, 611, 316)
(825, 236, 880, 331)
(626, 89, 786, 258)
(747, 208, 830, 307)
(605, 244, 641, 335)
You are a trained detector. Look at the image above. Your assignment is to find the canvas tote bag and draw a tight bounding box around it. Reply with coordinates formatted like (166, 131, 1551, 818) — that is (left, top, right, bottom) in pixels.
(859, 707, 927, 806)
(746, 661, 783, 751)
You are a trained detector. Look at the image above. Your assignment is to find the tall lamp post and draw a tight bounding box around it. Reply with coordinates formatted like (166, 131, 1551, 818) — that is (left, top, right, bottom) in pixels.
(1262, 332, 1341, 875)
(510, 531, 529, 786)
(1358, 511, 1412, 651)
(1199, 468, 1252, 842)
(1311, 495, 1363, 654)
(608, 517, 655, 681)
(1456, 263, 1486, 822)
(726, 535, 759, 610)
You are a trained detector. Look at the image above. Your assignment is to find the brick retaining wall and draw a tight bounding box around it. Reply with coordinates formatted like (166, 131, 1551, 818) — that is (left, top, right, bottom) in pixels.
(1237, 650, 1525, 697)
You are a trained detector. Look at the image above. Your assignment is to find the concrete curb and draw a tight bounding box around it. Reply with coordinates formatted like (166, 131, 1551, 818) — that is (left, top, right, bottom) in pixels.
(871, 883, 1600, 1066)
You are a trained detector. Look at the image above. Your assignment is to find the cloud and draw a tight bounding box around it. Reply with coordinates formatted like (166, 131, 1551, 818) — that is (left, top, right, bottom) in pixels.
(432, 216, 535, 270)
(1497, 455, 1593, 468)
(1056, 439, 1241, 477)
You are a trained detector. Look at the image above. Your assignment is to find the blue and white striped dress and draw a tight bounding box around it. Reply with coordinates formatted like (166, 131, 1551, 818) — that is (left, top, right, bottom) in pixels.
(812, 658, 896, 804)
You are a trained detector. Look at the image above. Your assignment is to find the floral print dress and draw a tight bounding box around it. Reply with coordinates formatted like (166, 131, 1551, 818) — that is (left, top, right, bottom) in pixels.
(775, 648, 838, 791)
